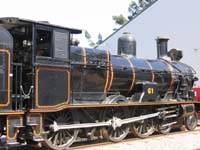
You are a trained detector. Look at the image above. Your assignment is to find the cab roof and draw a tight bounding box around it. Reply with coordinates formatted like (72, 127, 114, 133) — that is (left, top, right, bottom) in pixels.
(0, 17, 82, 34)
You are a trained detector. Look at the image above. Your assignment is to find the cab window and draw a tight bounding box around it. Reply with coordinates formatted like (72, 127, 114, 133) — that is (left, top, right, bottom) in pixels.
(36, 29, 52, 57)
(54, 30, 69, 60)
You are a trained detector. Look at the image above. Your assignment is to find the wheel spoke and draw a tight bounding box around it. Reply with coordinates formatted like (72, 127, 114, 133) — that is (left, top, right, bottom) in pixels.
(139, 125, 143, 134)
(64, 129, 72, 138)
(59, 131, 62, 145)
(118, 128, 123, 137)
(114, 130, 117, 138)
(53, 132, 58, 145)
(64, 133, 69, 143)
(119, 127, 124, 135)
(48, 132, 56, 141)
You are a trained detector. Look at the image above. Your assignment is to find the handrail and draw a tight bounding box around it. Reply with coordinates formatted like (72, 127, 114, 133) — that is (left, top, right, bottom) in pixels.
(12, 63, 23, 110)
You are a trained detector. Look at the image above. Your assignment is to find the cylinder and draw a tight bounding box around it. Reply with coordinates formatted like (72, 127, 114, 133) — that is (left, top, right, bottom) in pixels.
(156, 37, 169, 59)
(118, 32, 136, 56)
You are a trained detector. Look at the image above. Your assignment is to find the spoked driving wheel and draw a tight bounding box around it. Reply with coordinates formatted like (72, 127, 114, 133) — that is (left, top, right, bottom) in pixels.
(100, 100, 130, 142)
(185, 112, 198, 131)
(100, 106, 130, 142)
(43, 110, 79, 150)
(157, 121, 171, 134)
(131, 108, 155, 138)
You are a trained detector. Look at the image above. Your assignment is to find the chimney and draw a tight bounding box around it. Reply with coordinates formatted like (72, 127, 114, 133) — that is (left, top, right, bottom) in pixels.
(156, 37, 169, 59)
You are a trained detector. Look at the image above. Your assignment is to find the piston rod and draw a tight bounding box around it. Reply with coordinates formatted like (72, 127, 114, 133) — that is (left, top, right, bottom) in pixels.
(50, 112, 160, 132)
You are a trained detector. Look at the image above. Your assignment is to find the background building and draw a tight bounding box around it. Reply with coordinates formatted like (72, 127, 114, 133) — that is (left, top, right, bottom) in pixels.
(97, 0, 200, 89)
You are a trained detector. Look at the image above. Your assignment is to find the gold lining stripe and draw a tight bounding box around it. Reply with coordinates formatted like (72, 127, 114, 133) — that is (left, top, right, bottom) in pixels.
(144, 59, 155, 82)
(0, 112, 24, 115)
(104, 50, 110, 93)
(107, 64, 114, 91)
(35, 67, 70, 109)
(27, 113, 42, 136)
(125, 57, 136, 93)
(162, 60, 174, 91)
(0, 49, 11, 107)
(30, 101, 199, 113)
(83, 48, 87, 68)
(7, 115, 23, 140)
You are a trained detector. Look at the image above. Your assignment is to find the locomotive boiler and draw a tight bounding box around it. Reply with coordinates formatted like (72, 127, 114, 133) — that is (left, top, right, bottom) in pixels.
(70, 33, 195, 104)
(0, 17, 199, 150)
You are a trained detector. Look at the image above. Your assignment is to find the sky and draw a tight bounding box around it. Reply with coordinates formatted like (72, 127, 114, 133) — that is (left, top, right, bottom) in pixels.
(0, 0, 133, 47)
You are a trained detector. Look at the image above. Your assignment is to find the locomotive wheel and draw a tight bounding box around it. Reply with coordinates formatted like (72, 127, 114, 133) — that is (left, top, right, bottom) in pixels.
(100, 106, 130, 142)
(185, 112, 198, 131)
(43, 110, 79, 150)
(131, 108, 155, 138)
(100, 96, 130, 142)
(157, 122, 171, 134)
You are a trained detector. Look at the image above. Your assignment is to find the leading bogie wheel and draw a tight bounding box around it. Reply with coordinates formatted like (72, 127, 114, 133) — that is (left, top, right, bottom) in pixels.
(185, 112, 198, 131)
(42, 110, 79, 150)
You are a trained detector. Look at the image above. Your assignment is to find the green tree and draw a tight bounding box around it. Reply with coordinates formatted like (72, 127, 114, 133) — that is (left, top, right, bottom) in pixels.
(139, 0, 154, 8)
(84, 30, 103, 47)
(112, 1, 139, 26)
(84, 30, 91, 39)
(112, 14, 128, 26)
(112, 0, 155, 26)
(128, 1, 140, 20)
(96, 33, 103, 45)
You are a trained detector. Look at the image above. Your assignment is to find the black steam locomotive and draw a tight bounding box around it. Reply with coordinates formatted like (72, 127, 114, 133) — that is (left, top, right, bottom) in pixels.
(0, 17, 199, 150)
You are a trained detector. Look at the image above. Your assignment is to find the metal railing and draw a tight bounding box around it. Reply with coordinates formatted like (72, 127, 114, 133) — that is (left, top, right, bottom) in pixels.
(12, 63, 23, 110)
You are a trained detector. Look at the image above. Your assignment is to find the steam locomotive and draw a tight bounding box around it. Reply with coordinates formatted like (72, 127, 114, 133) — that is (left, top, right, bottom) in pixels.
(0, 17, 199, 150)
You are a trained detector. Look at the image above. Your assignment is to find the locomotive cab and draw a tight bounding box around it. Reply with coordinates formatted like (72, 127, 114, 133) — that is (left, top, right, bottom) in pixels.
(0, 17, 82, 110)
(0, 18, 82, 146)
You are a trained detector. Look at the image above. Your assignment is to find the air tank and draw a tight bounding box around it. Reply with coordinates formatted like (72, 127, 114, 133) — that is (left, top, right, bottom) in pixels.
(118, 32, 136, 56)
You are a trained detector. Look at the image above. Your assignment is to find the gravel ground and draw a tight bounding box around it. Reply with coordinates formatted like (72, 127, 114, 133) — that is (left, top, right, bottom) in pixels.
(77, 129, 200, 150)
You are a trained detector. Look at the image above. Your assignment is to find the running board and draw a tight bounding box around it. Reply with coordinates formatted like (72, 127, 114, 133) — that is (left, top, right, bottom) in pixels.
(50, 112, 160, 132)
